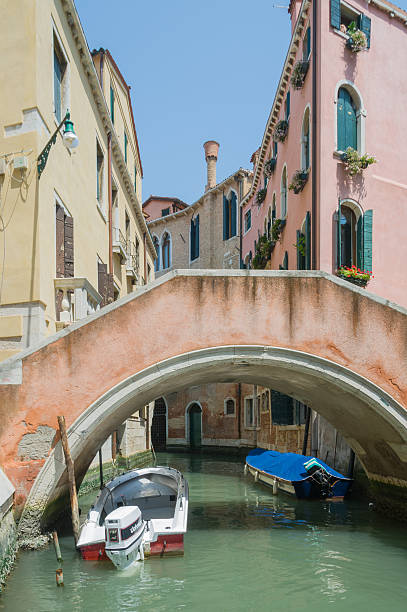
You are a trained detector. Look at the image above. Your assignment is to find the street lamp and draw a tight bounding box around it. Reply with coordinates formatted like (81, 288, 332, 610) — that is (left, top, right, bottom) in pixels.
(37, 110, 79, 179)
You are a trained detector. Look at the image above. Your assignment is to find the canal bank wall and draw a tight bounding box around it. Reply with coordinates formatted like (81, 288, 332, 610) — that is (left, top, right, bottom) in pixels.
(79, 449, 154, 495)
(0, 469, 17, 593)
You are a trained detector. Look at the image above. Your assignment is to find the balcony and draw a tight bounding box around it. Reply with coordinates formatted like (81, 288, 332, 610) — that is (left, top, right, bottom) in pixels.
(125, 241, 140, 280)
(112, 227, 127, 262)
(54, 277, 102, 331)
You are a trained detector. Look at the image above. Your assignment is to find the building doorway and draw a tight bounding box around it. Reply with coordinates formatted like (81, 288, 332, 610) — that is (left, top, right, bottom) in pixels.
(151, 397, 167, 450)
(188, 403, 202, 449)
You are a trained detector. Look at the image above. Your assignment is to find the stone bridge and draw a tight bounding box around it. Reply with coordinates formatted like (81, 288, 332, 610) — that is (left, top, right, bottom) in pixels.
(1, 270, 407, 529)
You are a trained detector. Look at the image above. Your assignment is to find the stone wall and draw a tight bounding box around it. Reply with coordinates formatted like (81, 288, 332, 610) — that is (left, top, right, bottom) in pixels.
(0, 469, 17, 592)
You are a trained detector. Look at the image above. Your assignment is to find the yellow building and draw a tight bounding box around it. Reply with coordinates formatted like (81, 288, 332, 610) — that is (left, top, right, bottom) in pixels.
(0, 0, 156, 361)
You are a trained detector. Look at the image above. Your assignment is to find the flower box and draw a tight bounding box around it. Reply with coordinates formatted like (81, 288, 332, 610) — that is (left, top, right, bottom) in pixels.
(289, 169, 309, 194)
(336, 265, 373, 288)
(273, 120, 289, 143)
(264, 157, 277, 178)
(256, 188, 267, 206)
(290, 60, 309, 90)
(341, 148, 377, 176)
(345, 29, 367, 52)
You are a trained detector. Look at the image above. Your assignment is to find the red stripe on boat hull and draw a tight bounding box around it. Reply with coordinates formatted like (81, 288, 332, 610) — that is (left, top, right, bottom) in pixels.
(150, 534, 184, 556)
(79, 542, 108, 561)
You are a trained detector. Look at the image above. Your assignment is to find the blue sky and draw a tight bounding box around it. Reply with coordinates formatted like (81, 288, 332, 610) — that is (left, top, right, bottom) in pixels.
(75, 0, 407, 205)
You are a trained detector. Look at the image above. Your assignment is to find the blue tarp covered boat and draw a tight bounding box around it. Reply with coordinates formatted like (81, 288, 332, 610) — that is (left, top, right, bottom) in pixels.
(246, 448, 352, 499)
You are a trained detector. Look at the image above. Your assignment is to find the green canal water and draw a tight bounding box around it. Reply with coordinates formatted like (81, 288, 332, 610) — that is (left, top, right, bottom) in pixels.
(1, 452, 407, 611)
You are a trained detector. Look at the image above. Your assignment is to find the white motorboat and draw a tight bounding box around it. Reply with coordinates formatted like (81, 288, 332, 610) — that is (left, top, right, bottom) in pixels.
(77, 466, 188, 563)
(105, 505, 146, 570)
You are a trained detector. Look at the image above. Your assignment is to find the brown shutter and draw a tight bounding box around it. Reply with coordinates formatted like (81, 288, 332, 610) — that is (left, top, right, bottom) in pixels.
(98, 262, 108, 306)
(64, 215, 74, 278)
(56, 205, 65, 278)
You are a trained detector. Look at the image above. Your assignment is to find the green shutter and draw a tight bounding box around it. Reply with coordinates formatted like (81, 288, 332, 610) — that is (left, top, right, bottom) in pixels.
(286, 91, 290, 120)
(190, 219, 194, 260)
(307, 26, 311, 58)
(296, 230, 301, 270)
(337, 200, 342, 268)
(110, 86, 115, 124)
(360, 14, 371, 49)
(284, 250, 288, 270)
(356, 215, 364, 269)
(223, 196, 228, 240)
(330, 0, 341, 30)
(337, 88, 356, 151)
(305, 211, 311, 269)
(54, 52, 62, 123)
(134, 166, 137, 192)
(196, 214, 200, 258)
(273, 141, 278, 157)
(124, 132, 128, 163)
(363, 210, 373, 272)
(231, 192, 237, 237)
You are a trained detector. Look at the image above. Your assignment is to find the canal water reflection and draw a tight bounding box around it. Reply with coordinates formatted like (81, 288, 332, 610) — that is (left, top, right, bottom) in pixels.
(1, 452, 407, 611)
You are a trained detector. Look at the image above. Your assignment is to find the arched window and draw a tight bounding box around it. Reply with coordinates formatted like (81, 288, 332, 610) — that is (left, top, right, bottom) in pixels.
(161, 232, 171, 269)
(281, 167, 287, 219)
(267, 207, 272, 238)
(153, 236, 160, 272)
(301, 107, 310, 170)
(190, 215, 199, 261)
(337, 87, 357, 152)
(336, 200, 373, 272)
(223, 191, 237, 240)
(272, 193, 276, 222)
(224, 398, 236, 416)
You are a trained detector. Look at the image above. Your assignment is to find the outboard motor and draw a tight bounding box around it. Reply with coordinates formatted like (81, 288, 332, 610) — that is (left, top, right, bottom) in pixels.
(105, 506, 146, 570)
(303, 458, 332, 498)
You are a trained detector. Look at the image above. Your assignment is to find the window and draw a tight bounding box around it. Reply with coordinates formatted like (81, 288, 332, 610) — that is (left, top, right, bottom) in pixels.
(244, 209, 251, 233)
(261, 391, 270, 414)
(162, 232, 171, 269)
(297, 212, 311, 270)
(244, 397, 259, 428)
(110, 85, 115, 124)
(190, 215, 200, 261)
(303, 25, 311, 60)
(285, 91, 291, 121)
(153, 236, 160, 272)
(266, 207, 272, 238)
(273, 140, 278, 158)
(53, 35, 67, 123)
(301, 107, 310, 170)
(161, 208, 170, 217)
(337, 87, 357, 152)
(96, 141, 104, 205)
(281, 166, 287, 218)
(271, 391, 294, 425)
(272, 193, 276, 223)
(124, 132, 128, 163)
(335, 201, 373, 271)
(279, 251, 288, 270)
(56, 203, 74, 279)
(330, 0, 371, 48)
(223, 192, 237, 240)
(224, 398, 236, 416)
(134, 166, 137, 193)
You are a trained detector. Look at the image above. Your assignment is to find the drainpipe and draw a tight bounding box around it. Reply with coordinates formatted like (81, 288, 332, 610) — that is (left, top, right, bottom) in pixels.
(311, 0, 318, 270)
(108, 133, 113, 274)
(143, 231, 147, 284)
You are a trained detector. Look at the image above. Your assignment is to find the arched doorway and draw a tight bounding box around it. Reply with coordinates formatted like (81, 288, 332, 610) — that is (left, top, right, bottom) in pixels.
(151, 397, 167, 450)
(187, 403, 202, 449)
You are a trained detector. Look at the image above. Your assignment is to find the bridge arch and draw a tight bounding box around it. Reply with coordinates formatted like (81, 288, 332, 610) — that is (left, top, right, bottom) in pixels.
(1, 270, 406, 528)
(20, 344, 407, 530)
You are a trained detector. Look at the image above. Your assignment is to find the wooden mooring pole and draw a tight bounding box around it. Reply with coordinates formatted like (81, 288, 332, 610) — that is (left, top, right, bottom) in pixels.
(57, 415, 80, 546)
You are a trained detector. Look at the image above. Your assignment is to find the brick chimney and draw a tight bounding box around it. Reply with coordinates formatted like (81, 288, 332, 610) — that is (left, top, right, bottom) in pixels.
(288, 0, 303, 34)
(203, 140, 219, 191)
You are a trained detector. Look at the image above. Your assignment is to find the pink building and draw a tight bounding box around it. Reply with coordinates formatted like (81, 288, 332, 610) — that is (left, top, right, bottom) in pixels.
(242, 0, 407, 307)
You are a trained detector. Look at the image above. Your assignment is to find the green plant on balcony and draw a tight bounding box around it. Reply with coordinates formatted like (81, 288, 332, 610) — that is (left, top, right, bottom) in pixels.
(336, 265, 373, 287)
(341, 147, 377, 176)
(288, 169, 309, 194)
(290, 60, 309, 90)
(345, 21, 368, 52)
(252, 233, 273, 269)
(271, 218, 285, 242)
(256, 188, 267, 206)
(293, 234, 306, 257)
(273, 120, 289, 143)
(264, 157, 277, 178)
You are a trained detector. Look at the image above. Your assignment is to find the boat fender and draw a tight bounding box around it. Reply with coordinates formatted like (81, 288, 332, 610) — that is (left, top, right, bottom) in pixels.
(254, 471, 259, 482)
(272, 480, 278, 495)
(139, 544, 144, 561)
(244, 464, 248, 475)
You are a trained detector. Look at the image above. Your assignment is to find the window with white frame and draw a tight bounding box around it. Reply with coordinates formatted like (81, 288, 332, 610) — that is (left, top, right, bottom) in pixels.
(244, 209, 251, 233)
(301, 108, 310, 171)
(224, 398, 236, 416)
(96, 140, 104, 207)
(53, 32, 69, 123)
(244, 396, 260, 428)
(281, 167, 287, 219)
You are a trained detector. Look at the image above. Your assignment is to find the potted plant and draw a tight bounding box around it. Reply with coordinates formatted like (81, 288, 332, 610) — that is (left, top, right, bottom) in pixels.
(290, 60, 309, 90)
(264, 157, 277, 178)
(336, 265, 373, 287)
(341, 147, 377, 176)
(289, 169, 309, 194)
(271, 218, 285, 242)
(252, 233, 274, 269)
(273, 120, 289, 143)
(345, 21, 368, 52)
(256, 188, 267, 206)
